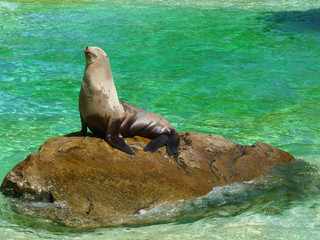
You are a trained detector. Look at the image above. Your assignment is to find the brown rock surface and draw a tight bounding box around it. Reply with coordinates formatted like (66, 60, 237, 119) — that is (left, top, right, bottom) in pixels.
(1, 132, 294, 228)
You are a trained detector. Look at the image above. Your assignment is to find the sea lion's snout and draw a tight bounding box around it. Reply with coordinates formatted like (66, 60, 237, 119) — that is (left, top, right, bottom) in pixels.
(84, 46, 108, 64)
(84, 47, 95, 58)
(84, 46, 90, 53)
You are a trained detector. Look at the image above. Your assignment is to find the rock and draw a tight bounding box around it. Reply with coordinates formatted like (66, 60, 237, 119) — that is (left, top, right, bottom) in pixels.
(1, 132, 294, 228)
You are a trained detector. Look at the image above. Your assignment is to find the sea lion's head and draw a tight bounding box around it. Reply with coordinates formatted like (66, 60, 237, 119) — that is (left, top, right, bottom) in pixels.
(84, 46, 109, 65)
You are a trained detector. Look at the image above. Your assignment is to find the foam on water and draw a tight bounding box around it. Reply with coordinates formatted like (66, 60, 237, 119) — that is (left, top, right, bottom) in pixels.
(105, 0, 320, 11)
(4, 0, 320, 10)
(0, 1, 19, 10)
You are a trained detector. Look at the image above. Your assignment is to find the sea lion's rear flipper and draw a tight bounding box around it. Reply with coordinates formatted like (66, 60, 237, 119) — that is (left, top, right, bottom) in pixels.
(144, 132, 179, 156)
(105, 135, 134, 155)
(144, 134, 168, 153)
(166, 131, 179, 156)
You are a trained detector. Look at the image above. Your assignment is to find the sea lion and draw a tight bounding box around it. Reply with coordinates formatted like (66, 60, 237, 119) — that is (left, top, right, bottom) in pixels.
(68, 46, 179, 156)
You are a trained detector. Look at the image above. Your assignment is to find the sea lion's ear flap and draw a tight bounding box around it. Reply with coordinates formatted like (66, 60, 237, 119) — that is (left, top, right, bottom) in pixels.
(105, 54, 109, 59)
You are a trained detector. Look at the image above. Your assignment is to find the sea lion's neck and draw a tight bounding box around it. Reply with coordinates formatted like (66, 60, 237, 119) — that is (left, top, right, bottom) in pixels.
(84, 61, 113, 85)
(82, 60, 120, 105)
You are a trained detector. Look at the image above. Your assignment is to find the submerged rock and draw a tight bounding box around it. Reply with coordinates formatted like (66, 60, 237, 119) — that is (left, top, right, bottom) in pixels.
(1, 132, 294, 228)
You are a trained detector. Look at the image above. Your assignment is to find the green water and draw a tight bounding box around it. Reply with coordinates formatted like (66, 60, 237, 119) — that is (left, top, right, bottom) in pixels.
(0, 0, 319, 239)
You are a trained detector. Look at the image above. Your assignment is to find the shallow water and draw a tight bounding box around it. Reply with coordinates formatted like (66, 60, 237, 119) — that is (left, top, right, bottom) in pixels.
(0, 0, 319, 239)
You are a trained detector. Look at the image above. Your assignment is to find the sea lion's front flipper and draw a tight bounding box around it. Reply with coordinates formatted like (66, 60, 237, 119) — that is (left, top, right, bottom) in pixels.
(104, 118, 134, 155)
(66, 131, 86, 137)
(105, 135, 134, 155)
(66, 116, 88, 137)
(144, 134, 168, 153)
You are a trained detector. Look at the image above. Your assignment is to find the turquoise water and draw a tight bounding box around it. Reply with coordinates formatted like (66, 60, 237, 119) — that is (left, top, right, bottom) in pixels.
(0, 0, 319, 238)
